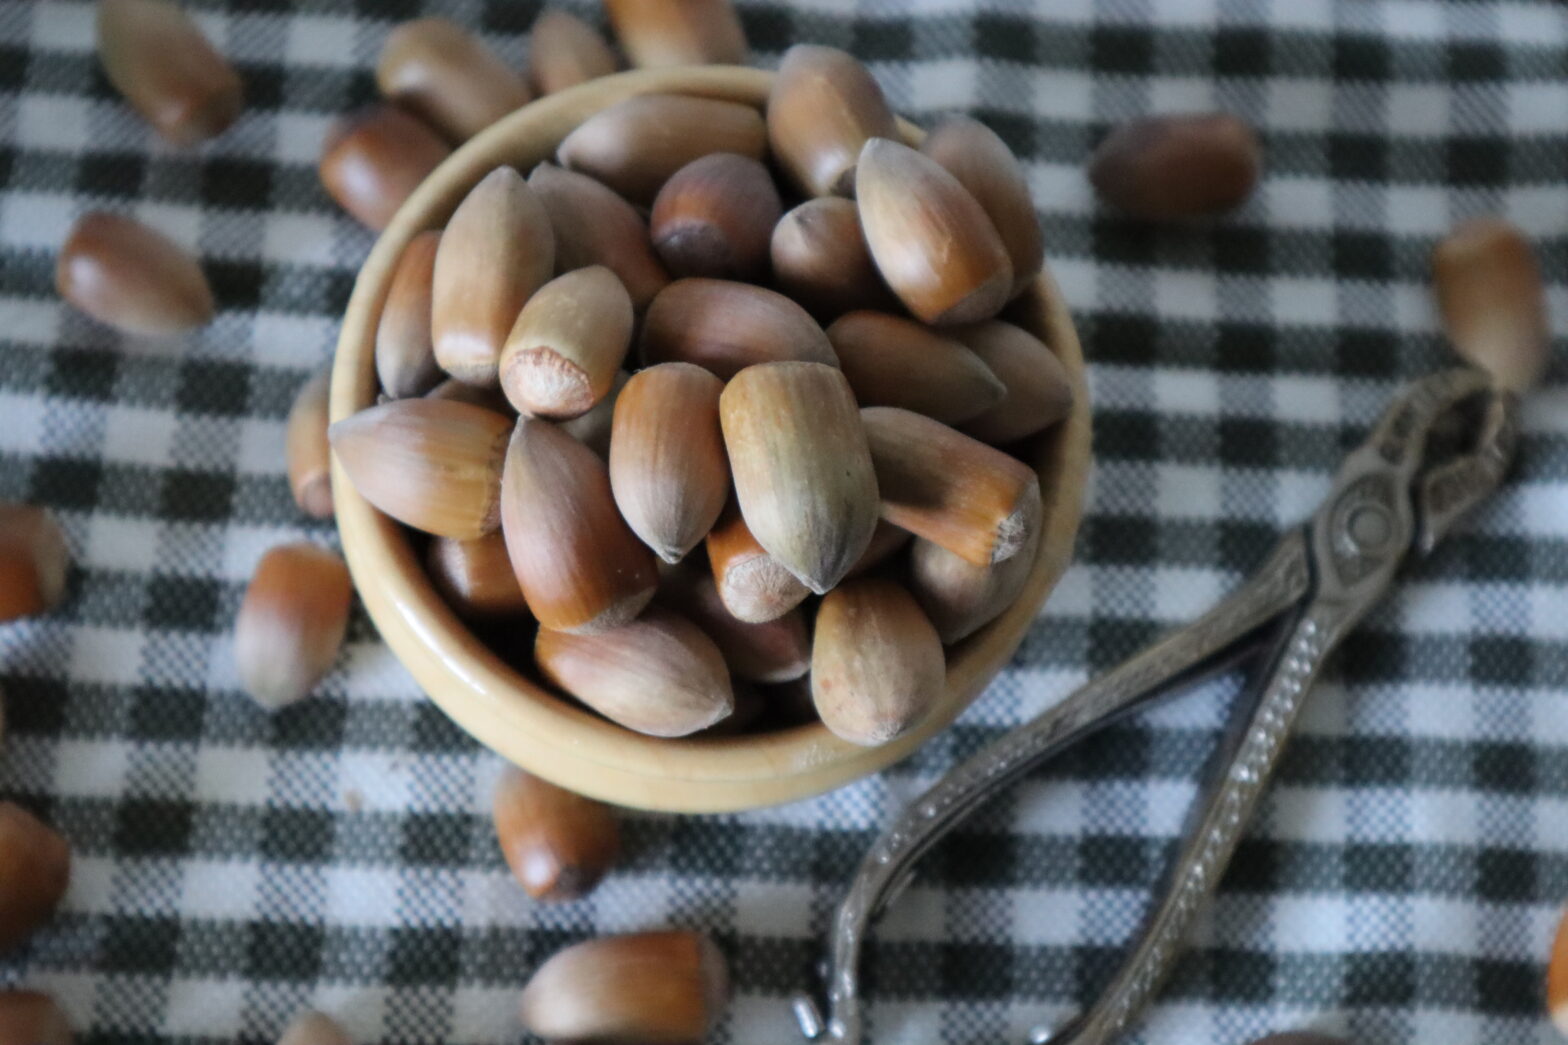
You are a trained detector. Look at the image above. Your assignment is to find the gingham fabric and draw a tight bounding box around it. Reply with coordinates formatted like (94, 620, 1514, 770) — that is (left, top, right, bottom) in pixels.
(1, 1, 1566, 1042)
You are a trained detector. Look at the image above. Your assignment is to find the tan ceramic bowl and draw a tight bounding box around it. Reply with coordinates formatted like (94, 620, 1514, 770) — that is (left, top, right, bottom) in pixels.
(330, 66, 1092, 813)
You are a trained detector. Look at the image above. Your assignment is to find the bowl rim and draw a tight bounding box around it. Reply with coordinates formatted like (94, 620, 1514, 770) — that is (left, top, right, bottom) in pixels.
(329, 65, 1093, 813)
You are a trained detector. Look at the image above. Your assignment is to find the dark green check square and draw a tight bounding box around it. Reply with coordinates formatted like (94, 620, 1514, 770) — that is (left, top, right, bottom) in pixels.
(200, 157, 273, 209)
(1217, 417, 1278, 468)
(144, 574, 223, 632)
(1344, 841, 1412, 892)
(159, 469, 235, 522)
(1332, 231, 1393, 281)
(974, 12, 1035, 63)
(1329, 133, 1388, 181)
(942, 942, 1014, 999)
(1447, 138, 1508, 186)
(102, 915, 181, 973)
(1087, 515, 1158, 567)
(1214, 323, 1275, 372)
(1447, 41, 1506, 82)
(1091, 26, 1153, 74)
(30, 457, 103, 511)
(1476, 847, 1536, 903)
(176, 359, 252, 417)
(399, 811, 472, 866)
(852, 19, 913, 61)
(1346, 950, 1415, 1005)
(410, 700, 472, 753)
(1334, 328, 1400, 378)
(1333, 33, 1390, 80)
(247, 920, 324, 981)
(1209, 948, 1275, 1001)
(113, 797, 195, 856)
(1077, 835, 1152, 887)
(1473, 742, 1536, 794)
(1475, 958, 1537, 1015)
(46, 348, 119, 402)
(129, 685, 207, 742)
(1471, 635, 1534, 687)
(386, 926, 463, 986)
(270, 697, 348, 750)
(262, 806, 336, 862)
(205, 259, 266, 311)
(1090, 314, 1159, 367)
(1214, 28, 1270, 77)
(75, 152, 146, 199)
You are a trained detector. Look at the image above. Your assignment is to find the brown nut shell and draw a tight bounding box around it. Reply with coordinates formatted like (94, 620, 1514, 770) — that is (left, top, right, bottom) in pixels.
(0, 505, 70, 624)
(535, 608, 734, 737)
(720, 362, 879, 594)
(329, 398, 512, 539)
(0, 803, 72, 956)
(856, 138, 1013, 326)
(641, 279, 837, 380)
(0, 991, 72, 1045)
(827, 311, 1006, 426)
(921, 114, 1044, 298)
(908, 526, 1038, 645)
(861, 406, 1041, 566)
(557, 94, 766, 205)
(56, 212, 214, 336)
(427, 532, 530, 620)
(376, 17, 530, 142)
(658, 565, 810, 683)
(233, 543, 352, 710)
(96, 0, 242, 145)
(286, 369, 334, 519)
(493, 767, 619, 902)
(1432, 218, 1549, 392)
(951, 320, 1075, 445)
(528, 163, 670, 310)
(1089, 112, 1261, 220)
(767, 44, 896, 198)
(500, 418, 658, 634)
(529, 11, 618, 95)
(319, 106, 451, 231)
(704, 500, 810, 624)
(811, 577, 945, 746)
(500, 266, 633, 419)
(604, 0, 747, 68)
(519, 930, 730, 1044)
(651, 153, 781, 281)
(431, 166, 556, 386)
(376, 229, 444, 399)
(770, 197, 899, 320)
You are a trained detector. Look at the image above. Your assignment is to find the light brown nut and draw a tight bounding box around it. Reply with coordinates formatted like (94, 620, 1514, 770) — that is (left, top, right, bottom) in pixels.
(770, 198, 899, 321)
(704, 500, 810, 625)
(0, 803, 72, 956)
(641, 279, 837, 380)
(557, 94, 766, 205)
(329, 398, 512, 539)
(1089, 112, 1261, 220)
(0, 505, 69, 624)
(529, 164, 670, 311)
(376, 17, 530, 142)
(921, 114, 1044, 298)
(500, 418, 657, 634)
(811, 577, 944, 746)
(234, 543, 352, 710)
(493, 767, 619, 901)
(500, 266, 632, 419)
(827, 311, 1006, 426)
(319, 106, 451, 230)
(651, 153, 781, 281)
(950, 319, 1074, 446)
(56, 212, 213, 336)
(534, 608, 733, 737)
(96, 0, 242, 145)
(1432, 218, 1549, 392)
(376, 230, 444, 399)
(604, 0, 746, 68)
(856, 138, 1012, 326)
(720, 362, 879, 594)
(0, 991, 72, 1045)
(529, 11, 618, 95)
(767, 44, 896, 198)
(658, 565, 809, 683)
(426, 532, 530, 620)
(286, 369, 334, 519)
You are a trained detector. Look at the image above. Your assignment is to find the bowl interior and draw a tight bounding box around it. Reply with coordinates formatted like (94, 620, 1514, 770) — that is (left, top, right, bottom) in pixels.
(329, 66, 1092, 813)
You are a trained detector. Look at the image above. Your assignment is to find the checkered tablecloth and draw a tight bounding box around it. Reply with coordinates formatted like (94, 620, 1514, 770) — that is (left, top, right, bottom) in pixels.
(2, 0, 1567, 1042)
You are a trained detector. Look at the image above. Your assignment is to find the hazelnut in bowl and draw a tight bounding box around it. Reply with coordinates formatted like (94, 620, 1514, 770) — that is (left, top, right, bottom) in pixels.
(328, 64, 1091, 813)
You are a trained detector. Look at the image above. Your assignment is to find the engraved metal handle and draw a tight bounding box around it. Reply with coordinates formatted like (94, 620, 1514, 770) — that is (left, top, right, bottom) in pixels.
(794, 536, 1312, 1045)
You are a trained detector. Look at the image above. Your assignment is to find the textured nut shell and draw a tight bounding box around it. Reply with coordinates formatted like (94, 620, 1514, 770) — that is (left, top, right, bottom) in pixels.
(500, 266, 633, 418)
(529, 11, 618, 95)
(856, 138, 1013, 326)
(55, 212, 213, 336)
(921, 115, 1044, 298)
(0, 991, 72, 1045)
(845, 518, 912, 579)
(0, 803, 72, 955)
(278, 1010, 351, 1045)
(659, 566, 810, 683)
(604, 0, 746, 68)
(329, 398, 512, 538)
(641, 279, 837, 380)
(720, 362, 879, 593)
(319, 107, 451, 230)
(609, 363, 728, 563)
(827, 311, 1006, 425)
(535, 608, 734, 737)
(500, 418, 658, 634)
(812, 578, 945, 746)
(1551, 902, 1568, 1037)
(704, 500, 811, 624)
(286, 369, 334, 519)
(426, 532, 530, 619)
(1089, 112, 1261, 220)
(767, 45, 896, 198)
(862, 406, 1041, 566)
(432, 167, 555, 386)
(375, 230, 444, 399)
(425, 377, 514, 415)
(493, 767, 619, 902)
(1432, 218, 1549, 392)
(651, 153, 781, 281)
(96, 0, 242, 145)
(557, 94, 766, 204)
(0, 505, 69, 624)
(528, 163, 670, 310)
(233, 543, 352, 710)
(376, 18, 530, 142)
(770, 197, 899, 320)
(908, 525, 1039, 645)
(952, 320, 1075, 445)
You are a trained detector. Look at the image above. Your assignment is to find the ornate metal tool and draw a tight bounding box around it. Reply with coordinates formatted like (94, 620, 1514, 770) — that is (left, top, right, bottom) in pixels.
(795, 368, 1517, 1045)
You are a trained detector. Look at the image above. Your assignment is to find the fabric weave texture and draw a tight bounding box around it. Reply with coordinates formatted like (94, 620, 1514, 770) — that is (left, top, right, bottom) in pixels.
(1, 1, 1566, 1043)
